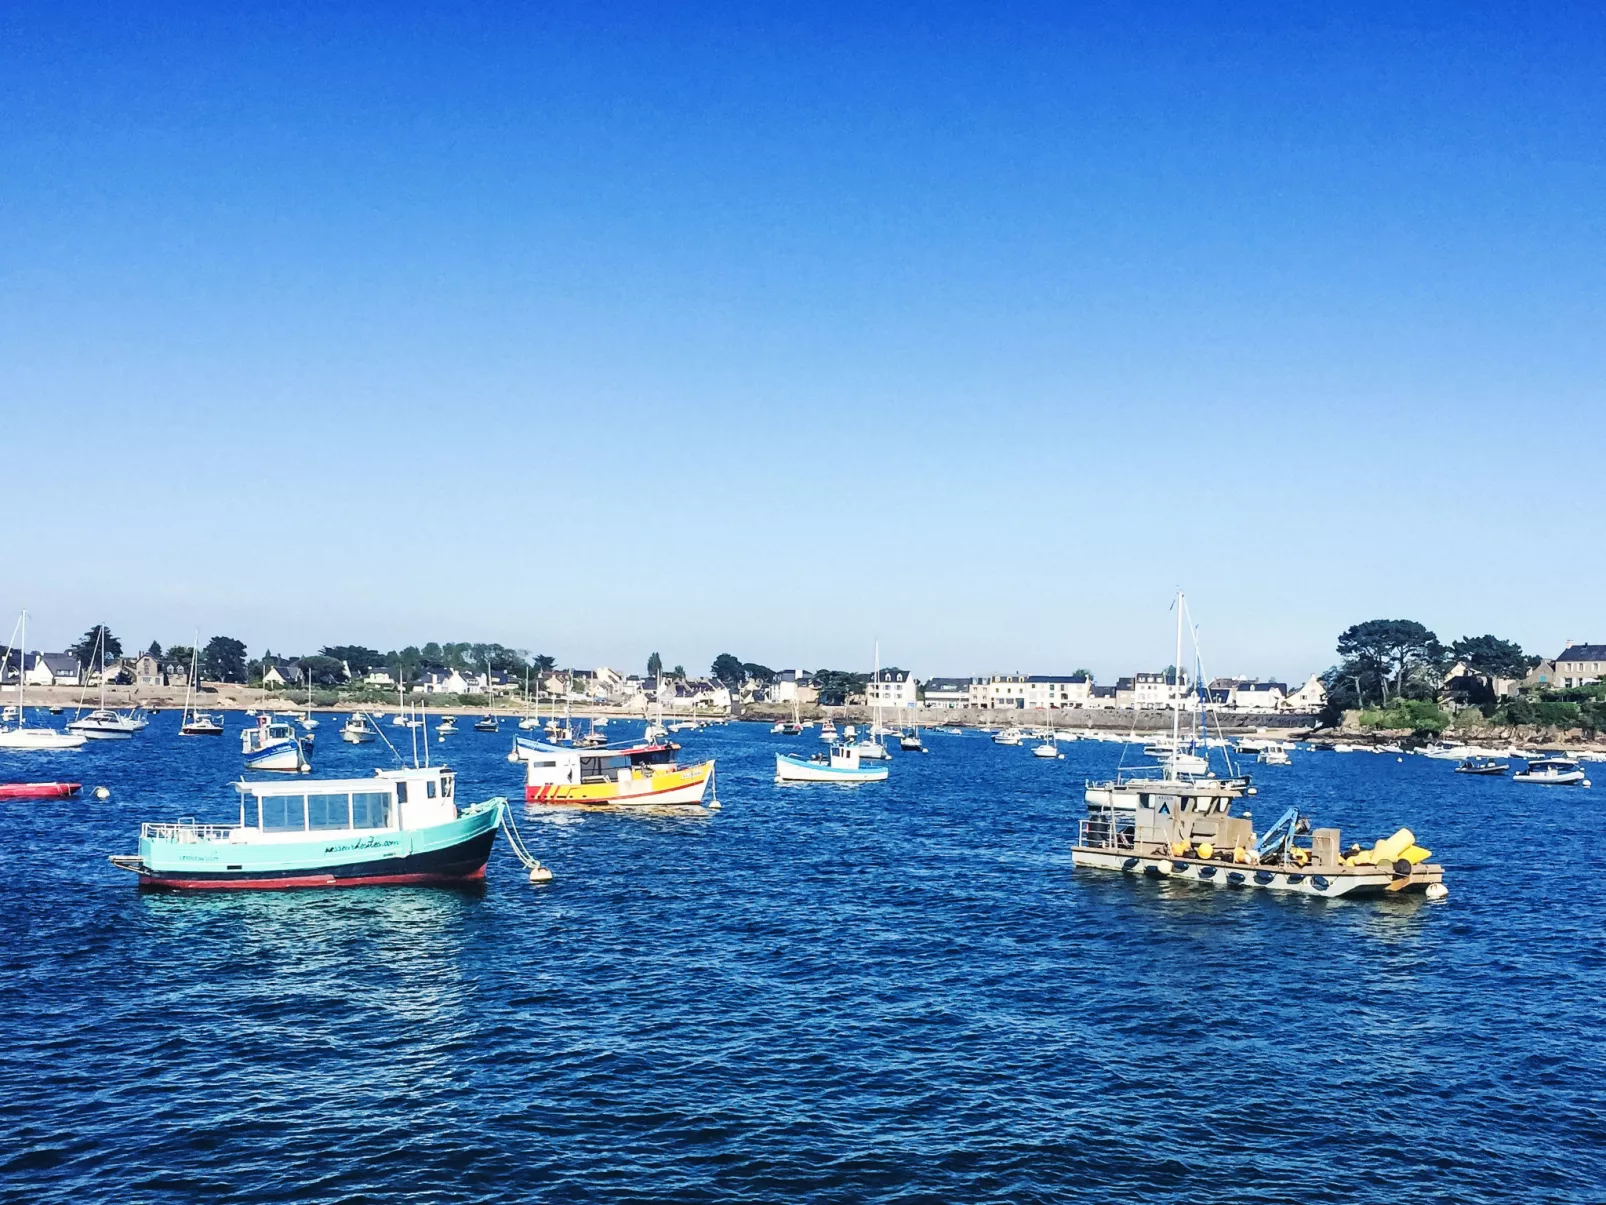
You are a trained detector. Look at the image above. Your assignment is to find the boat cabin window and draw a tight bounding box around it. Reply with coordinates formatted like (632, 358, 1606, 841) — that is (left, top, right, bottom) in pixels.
(351, 791, 392, 829)
(396, 781, 407, 804)
(260, 794, 306, 832)
(441, 774, 453, 799)
(308, 793, 350, 830)
(426, 779, 437, 799)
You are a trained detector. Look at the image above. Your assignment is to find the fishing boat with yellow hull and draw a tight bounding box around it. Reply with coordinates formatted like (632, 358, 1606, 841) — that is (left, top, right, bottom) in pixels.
(510, 737, 713, 806)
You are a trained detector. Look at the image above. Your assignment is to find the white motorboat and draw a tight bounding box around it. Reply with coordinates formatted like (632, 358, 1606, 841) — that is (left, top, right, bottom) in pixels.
(776, 743, 888, 784)
(1033, 739, 1062, 759)
(993, 727, 1025, 746)
(242, 714, 309, 771)
(819, 720, 839, 743)
(2, 705, 17, 722)
(851, 738, 892, 761)
(67, 708, 145, 740)
(0, 611, 87, 750)
(1257, 745, 1291, 766)
(1513, 758, 1591, 787)
(342, 713, 378, 744)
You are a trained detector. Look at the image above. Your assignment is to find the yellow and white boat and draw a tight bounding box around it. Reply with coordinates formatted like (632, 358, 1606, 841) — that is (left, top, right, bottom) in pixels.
(510, 737, 713, 806)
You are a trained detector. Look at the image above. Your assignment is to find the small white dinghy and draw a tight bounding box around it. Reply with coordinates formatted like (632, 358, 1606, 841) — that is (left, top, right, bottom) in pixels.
(776, 743, 888, 784)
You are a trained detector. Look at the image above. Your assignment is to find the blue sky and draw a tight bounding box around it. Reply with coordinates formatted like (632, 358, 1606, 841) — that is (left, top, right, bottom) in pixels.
(3, 2, 1602, 681)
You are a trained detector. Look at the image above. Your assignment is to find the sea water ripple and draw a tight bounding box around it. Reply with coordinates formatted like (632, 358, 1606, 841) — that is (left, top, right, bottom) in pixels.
(1, 718, 1602, 1202)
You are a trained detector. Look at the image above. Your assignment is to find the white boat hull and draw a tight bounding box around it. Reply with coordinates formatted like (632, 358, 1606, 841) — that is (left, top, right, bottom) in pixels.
(0, 728, 87, 751)
(244, 740, 306, 771)
(775, 754, 887, 783)
(1513, 771, 1589, 785)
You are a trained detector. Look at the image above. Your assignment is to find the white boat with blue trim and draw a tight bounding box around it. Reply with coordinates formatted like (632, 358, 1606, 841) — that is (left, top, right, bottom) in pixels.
(241, 713, 309, 771)
(776, 743, 888, 784)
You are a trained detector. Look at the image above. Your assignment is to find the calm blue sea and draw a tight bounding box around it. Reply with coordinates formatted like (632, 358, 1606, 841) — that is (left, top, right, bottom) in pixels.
(1, 715, 1601, 1203)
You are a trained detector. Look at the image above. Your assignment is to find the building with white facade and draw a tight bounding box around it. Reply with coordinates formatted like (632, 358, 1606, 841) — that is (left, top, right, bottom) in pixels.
(867, 668, 916, 711)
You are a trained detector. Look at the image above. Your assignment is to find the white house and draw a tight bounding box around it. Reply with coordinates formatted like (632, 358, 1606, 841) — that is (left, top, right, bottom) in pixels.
(1555, 642, 1606, 688)
(867, 668, 917, 711)
(25, 652, 82, 687)
(967, 674, 1095, 710)
(1282, 673, 1328, 712)
(769, 670, 818, 706)
(364, 669, 395, 688)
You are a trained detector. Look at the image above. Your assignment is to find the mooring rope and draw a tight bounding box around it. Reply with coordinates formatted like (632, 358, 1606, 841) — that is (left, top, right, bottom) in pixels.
(497, 799, 552, 881)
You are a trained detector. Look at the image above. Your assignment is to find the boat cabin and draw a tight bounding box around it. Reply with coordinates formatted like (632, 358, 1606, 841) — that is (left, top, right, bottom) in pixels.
(515, 738, 679, 787)
(1084, 782, 1255, 853)
(231, 766, 458, 838)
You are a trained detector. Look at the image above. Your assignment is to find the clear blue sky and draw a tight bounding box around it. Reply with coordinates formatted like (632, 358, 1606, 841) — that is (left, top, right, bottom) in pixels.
(4, 2, 1602, 682)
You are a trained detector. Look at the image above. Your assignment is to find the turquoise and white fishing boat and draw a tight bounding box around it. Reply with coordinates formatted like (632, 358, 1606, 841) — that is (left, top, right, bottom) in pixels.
(241, 713, 308, 771)
(109, 764, 510, 890)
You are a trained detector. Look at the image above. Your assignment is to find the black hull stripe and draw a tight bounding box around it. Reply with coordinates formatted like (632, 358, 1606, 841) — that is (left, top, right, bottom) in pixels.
(139, 829, 497, 886)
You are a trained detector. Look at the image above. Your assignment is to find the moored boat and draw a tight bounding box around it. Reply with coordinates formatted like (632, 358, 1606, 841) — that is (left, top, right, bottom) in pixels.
(1513, 758, 1591, 786)
(67, 708, 144, 740)
(1455, 755, 1508, 776)
(1071, 785, 1447, 899)
(0, 611, 87, 750)
(512, 737, 713, 806)
(0, 781, 82, 800)
(776, 743, 889, 784)
(242, 713, 309, 771)
(342, 713, 378, 743)
(108, 764, 507, 890)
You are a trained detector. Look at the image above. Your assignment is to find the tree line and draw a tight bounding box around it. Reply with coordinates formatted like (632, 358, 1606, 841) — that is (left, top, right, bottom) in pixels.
(1321, 620, 1604, 733)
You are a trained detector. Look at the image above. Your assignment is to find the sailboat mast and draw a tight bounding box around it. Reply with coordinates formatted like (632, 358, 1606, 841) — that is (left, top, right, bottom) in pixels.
(1172, 589, 1184, 766)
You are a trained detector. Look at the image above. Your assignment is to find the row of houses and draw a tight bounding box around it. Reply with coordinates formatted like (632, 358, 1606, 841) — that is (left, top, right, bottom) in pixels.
(0, 651, 187, 689)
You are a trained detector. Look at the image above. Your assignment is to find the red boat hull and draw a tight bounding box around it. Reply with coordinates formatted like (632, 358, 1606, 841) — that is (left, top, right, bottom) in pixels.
(0, 782, 82, 800)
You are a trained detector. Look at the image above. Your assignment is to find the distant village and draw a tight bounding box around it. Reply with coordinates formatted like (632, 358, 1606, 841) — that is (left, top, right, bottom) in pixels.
(7, 637, 1601, 720)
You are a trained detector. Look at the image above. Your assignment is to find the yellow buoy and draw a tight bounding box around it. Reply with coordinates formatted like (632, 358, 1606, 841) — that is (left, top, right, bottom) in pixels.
(1196, 842, 1214, 860)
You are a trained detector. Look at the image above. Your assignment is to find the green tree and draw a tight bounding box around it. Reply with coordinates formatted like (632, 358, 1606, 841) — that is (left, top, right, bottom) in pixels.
(297, 654, 346, 687)
(742, 662, 776, 685)
(1073, 668, 1094, 681)
(201, 636, 248, 683)
(1335, 619, 1445, 706)
(647, 652, 662, 679)
(321, 645, 383, 675)
(1448, 635, 1530, 680)
(70, 625, 121, 669)
(813, 669, 868, 706)
(671, 664, 686, 680)
(711, 653, 746, 691)
(146, 640, 163, 658)
(531, 654, 555, 676)
(167, 645, 195, 670)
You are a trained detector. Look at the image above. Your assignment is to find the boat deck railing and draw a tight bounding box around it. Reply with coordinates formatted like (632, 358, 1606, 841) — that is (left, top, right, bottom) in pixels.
(1077, 818, 1138, 851)
(140, 820, 236, 842)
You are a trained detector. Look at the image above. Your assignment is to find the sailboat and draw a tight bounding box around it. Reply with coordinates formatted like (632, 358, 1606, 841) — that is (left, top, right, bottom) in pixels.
(300, 675, 319, 729)
(179, 636, 225, 735)
(849, 644, 894, 761)
(66, 626, 148, 739)
(473, 658, 499, 731)
(0, 611, 87, 750)
(519, 668, 542, 729)
(773, 694, 805, 736)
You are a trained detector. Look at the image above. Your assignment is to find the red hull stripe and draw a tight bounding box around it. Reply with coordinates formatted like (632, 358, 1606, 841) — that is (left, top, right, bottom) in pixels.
(0, 782, 82, 799)
(139, 865, 488, 891)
